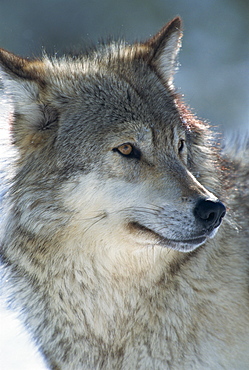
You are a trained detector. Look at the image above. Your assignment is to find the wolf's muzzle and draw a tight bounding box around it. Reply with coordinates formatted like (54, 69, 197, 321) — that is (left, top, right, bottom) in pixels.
(194, 199, 226, 233)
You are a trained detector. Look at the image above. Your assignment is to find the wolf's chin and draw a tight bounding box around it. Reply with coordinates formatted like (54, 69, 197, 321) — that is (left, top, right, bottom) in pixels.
(129, 222, 208, 253)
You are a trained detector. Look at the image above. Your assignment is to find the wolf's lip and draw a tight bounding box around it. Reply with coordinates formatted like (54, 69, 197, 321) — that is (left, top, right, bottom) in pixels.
(170, 236, 207, 245)
(129, 222, 207, 247)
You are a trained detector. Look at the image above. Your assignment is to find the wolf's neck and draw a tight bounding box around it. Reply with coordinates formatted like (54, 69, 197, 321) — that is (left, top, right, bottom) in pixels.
(46, 244, 179, 335)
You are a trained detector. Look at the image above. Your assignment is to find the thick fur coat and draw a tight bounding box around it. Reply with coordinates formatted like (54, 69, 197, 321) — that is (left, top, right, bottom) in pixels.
(0, 18, 249, 369)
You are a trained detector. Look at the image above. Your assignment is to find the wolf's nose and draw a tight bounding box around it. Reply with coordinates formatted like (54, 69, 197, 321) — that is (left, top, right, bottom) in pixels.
(194, 199, 226, 231)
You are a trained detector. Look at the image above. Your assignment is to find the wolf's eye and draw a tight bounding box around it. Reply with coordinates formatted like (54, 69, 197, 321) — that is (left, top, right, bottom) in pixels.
(117, 143, 133, 155)
(112, 143, 141, 159)
(178, 139, 185, 153)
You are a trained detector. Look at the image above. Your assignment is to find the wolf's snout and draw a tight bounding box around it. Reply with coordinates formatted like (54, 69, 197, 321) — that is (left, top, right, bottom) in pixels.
(194, 199, 226, 232)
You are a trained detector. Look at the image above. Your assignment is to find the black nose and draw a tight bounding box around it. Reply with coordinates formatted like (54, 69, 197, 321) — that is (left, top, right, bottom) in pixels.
(194, 199, 226, 232)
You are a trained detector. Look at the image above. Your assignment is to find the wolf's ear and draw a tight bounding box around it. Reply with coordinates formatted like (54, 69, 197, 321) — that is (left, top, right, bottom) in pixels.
(0, 49, 58, 153)
(0, 48, 46, 82)
(141, 17, 182, 86)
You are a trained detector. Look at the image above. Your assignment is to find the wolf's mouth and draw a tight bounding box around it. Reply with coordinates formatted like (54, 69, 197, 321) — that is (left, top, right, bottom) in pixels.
(129, 222, 207, 252)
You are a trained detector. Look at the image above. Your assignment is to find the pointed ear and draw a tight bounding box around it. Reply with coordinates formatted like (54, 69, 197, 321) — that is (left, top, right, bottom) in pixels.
(0, 48, 46, 86)
(142, 17, 183, 85)
(0, 49, 58, 154)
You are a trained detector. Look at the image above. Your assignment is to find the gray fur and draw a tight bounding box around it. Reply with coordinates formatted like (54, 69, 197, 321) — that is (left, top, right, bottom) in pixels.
(0, 17, 249, 369)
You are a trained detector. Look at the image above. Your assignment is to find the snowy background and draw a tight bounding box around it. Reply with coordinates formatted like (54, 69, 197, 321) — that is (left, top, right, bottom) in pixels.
(0, 0, 248, 369)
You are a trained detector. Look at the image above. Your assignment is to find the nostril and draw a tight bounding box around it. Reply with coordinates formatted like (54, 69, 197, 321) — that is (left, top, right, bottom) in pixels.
(215, 209, 226, 228)
(194, 199, 226, 231)
(206, 211, 215, 222)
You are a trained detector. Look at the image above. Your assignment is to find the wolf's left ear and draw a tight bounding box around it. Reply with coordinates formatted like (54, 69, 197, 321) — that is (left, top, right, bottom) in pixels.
(141, 17, 182, 85)
(0, 49, 58, 153)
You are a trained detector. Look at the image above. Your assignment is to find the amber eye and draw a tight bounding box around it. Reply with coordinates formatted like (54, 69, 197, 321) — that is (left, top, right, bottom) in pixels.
(112, 143, 141, 159)
(178, 139, 185, 153)
(117, 143, 133, 155)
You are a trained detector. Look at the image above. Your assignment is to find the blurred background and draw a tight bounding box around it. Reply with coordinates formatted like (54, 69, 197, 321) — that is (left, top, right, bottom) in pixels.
(0, 0, 248, 369)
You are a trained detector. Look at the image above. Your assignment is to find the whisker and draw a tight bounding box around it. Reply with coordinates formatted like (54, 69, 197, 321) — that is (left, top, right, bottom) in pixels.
(121, 206, 160, 217)
(76, 204, 169, 236)
(154, 223, 174, 233)
(80, 213, 107, 234)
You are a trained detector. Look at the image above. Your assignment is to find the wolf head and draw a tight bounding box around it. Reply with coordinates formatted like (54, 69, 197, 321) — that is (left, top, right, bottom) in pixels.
(0, 17, 225, 259)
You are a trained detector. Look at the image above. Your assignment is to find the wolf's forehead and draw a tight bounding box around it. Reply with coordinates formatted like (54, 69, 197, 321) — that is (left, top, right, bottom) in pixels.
(56, 71, 180, 127)
(48, 55, 176, 112)
(46, 54, 183, 142)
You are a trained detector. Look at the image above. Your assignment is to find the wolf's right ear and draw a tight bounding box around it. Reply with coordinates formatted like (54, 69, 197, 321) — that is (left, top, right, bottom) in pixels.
(0, 49, 58, 153)
(141, 17, 183, 86)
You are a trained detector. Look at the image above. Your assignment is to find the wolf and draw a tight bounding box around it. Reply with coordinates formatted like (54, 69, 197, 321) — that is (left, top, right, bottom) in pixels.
(0, 17, 248, 369)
